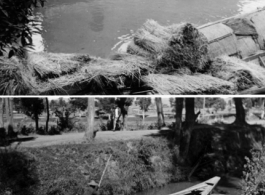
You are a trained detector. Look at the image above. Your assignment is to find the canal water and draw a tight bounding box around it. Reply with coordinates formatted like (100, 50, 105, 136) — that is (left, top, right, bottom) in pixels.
(33, 0, 265, 57)
(135, 177, 242, 195)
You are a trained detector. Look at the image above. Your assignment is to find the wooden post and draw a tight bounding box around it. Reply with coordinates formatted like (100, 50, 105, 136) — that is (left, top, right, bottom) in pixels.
(85, 98, 95, 141)
(0, 98, 4, 128)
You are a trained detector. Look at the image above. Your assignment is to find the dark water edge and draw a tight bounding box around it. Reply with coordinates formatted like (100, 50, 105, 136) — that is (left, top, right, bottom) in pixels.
(135, 177, 241, 195)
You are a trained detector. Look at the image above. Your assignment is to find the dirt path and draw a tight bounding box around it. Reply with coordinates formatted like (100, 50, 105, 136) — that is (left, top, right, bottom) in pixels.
(12, 130, 161, 148)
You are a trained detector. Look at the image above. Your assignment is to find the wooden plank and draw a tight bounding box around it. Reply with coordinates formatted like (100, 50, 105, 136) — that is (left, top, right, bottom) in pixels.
(243, 51, 265, 62)
(239, 86, 265, 94)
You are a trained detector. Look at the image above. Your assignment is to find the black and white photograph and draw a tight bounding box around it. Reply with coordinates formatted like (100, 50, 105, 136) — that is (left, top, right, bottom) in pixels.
(2, 1, 265, 195)
(1, 97, 265, 195)
(1, 1, 265, 95)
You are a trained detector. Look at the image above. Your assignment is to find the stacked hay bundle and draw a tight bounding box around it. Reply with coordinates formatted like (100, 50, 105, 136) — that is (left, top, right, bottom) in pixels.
(142, 74, 235, 95)
(0, 52, 153, 95)
(208, 56, 265, 91)
(127, 20, 209, 73)
(3, 17, 265, 95)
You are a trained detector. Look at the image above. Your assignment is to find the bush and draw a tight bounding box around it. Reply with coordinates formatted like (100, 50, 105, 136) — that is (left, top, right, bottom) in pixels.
(242, 147, 265, 195)
(72, 122, 86, 132)
(0, 147, 38, 195)
(48, 126, 60, 135)
(8, 138, 187, 195)
(36, 126, 46, 135)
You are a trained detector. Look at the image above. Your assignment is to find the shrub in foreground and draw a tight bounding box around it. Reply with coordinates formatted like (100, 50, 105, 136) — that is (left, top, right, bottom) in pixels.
(242, 146, 265, 195)
(0, 138, 186, 195)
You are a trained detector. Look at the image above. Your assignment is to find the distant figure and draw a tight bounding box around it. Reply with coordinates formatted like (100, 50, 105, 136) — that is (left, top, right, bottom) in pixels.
(112, 106, 120, 132)
(84, 180, 99, 195)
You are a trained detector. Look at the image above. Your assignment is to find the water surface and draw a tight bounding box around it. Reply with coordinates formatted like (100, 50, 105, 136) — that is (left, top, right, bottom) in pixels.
(135, 177, 241, 195)
(35, 0, 265, 57)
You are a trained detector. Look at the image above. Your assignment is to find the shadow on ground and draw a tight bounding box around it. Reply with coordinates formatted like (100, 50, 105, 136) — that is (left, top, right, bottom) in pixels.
(0, 148, 39, 195)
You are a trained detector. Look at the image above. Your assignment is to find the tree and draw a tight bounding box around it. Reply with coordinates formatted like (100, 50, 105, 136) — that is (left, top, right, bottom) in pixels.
(97, 98, 116, 113)
(135, 98, 152, 125)
(0, 0, 45, 56)
(5, 98, 14, 131)
(115, 98, 133, 131)
(212, 98, 226, 113)
(0, 98, 4, 128)
(69, 98, 88, 115)
(233, 98, 247, 125)
(175, 98, 184, 144)
(169, 98, 175, 112)
(155, 98, 165, 129)
(45, 98, 49, 134)
(20, 98, 45, 131)
(180, 98, 201, 163)
(85, 98, 95, 141)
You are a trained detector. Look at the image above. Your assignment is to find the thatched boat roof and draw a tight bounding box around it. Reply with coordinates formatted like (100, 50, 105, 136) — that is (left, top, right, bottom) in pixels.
(1, 7, 265, 95)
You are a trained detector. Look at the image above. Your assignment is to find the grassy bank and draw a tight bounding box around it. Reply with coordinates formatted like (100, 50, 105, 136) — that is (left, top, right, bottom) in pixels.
(0, 137, 186, 195)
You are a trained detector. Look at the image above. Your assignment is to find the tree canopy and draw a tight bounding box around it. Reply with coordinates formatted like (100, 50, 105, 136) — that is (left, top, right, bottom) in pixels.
(135, 98, 152, 112)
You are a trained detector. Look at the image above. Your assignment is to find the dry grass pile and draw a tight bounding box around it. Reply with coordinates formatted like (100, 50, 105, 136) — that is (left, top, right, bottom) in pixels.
(141, 74, 235, 95)
(209, 56, 265, 91)
(0, 52, 153, 95)
(28, 52, 92, 79)
(38, 53, 153, 95)
(127, 20, 209, 73)
(0, 58, 38, 95)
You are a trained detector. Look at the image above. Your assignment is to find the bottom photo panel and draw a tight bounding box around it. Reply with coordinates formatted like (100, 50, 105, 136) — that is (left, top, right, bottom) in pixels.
(1, 97, 264, 195)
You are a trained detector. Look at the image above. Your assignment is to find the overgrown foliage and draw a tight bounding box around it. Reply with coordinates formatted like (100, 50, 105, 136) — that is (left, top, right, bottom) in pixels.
(0, 0, 45, 56)
(242, 146, 265, 195)
(0, 138, 186, 195)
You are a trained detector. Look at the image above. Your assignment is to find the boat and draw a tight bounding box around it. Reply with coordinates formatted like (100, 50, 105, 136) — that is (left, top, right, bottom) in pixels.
(168, 177, 221, 195)
(2, 8, 265, 95)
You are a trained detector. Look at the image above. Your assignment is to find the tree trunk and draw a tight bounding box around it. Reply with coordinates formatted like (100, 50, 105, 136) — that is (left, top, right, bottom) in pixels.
(155, 97, 165, 129)
(122, 114, 127, 131)
(185, 98, 196, 125)
(5, 98, 13, 128)
(175, 98, 184, 145)
(180, 98, 200, 164)
(0, 98, 4, 128)
(85, 98, 95, 141)
(35, 113, 39, 132)
(45, 98, 50, 134)
(142, 109, 145, 126)
(233, 98, 247, 125)
(9, 98, 13, 127)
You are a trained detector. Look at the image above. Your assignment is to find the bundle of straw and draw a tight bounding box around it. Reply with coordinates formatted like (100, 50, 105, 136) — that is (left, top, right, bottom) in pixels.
(209, 56, 265, 91)
(128, 20, 209, 73)
(142, 74, 235, 95)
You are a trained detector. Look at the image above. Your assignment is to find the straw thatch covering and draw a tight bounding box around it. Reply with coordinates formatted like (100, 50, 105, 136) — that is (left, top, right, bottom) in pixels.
(224, 17, 258, 36)
(0, 53, 153, 95)
(209, 56, 265, 91)
(199, 23, 238, 59)
(2, 8, 265, 95)
(142, 74, 235, 95)
(127, 20, 209, 73)
(236, 36, 259, 58)
(245, 9, 265, 49)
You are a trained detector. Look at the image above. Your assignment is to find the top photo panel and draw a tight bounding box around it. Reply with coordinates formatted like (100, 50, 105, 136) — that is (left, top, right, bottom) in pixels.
(1, 0, 265, 95)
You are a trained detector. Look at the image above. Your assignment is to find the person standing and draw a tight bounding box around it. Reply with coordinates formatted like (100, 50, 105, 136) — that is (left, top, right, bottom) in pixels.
(113, 106, 120, 132)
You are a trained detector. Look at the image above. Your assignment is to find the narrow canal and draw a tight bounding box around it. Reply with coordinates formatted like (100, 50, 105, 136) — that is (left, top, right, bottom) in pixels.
(135, 177, 241, 195)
